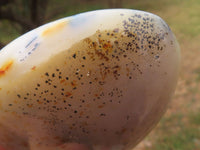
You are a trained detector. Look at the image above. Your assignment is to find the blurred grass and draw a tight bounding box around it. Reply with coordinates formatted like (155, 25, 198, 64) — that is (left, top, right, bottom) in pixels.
(154, 127, 200, 150)
(0, 0, 200, 150)
(190, 111, 200, 125)
(0, 21, 21, 44)
(195, 68, 200, 82)
(149, 112, 200, 150)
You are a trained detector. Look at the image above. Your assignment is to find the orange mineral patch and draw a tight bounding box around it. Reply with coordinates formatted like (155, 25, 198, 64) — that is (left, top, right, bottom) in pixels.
(65, 92, 72, 97)
(0, 60, 13, 77)
(42, 21, 67, 37)
(71, 80, 77, 87)
(31, 66, 36, 71)
(27, 104, 33, 108)
(60, 79, 65, 84)
(98, 105, 104, 109)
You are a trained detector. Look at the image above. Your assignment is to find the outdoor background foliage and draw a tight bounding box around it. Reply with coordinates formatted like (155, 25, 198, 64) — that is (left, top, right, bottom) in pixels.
(0, 0, 200, 150)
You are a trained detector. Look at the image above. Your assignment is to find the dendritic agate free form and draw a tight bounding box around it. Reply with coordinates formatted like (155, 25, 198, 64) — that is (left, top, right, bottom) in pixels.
(0, 9, 180, 150)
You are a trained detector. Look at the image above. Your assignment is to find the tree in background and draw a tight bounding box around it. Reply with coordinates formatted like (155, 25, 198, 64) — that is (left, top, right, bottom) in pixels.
(0, 0, 48, 48)
(0, 0, 123, 49)
(108, 0, 123, 8)
(0, 0, 48, 31)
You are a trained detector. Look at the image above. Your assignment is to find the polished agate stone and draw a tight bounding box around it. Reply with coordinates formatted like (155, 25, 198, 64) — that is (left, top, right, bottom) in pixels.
(0, 9, 180, 150)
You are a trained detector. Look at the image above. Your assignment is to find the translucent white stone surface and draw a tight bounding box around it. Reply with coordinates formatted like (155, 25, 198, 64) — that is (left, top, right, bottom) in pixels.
(0, 9, 180, 150)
